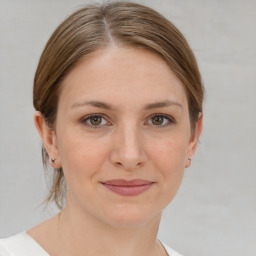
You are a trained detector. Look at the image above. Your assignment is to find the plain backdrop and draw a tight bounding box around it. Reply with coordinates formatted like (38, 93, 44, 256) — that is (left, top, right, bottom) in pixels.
(0, 0, 255, 255)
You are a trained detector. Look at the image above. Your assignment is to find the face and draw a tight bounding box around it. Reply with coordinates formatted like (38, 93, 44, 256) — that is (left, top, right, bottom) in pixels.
(36, 47, 201, 227)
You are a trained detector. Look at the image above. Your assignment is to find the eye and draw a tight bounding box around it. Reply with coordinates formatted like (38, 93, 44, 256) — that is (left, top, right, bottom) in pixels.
(81, 114, 110, 128)
(147, 114, 175, 127)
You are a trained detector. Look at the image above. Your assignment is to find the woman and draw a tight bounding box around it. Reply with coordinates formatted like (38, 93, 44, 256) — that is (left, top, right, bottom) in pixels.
(0, 1, 203, 255)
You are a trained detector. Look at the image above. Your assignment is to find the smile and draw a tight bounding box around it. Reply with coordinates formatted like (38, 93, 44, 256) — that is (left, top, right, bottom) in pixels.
(100, 179, 155, 196)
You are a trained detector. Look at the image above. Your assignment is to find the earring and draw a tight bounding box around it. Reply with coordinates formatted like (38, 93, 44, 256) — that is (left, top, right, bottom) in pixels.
(186, 156, 192, 166)
(50, 158, 56, 164)
(185, 155, 192, 168)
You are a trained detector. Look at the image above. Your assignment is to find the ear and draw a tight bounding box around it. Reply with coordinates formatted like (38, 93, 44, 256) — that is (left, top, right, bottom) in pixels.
(185, 112, 203, 168)
(34, 111, 61, 168)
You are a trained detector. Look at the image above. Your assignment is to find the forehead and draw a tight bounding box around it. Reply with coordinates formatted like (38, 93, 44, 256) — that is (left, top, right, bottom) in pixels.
(59, 46, 188, 110)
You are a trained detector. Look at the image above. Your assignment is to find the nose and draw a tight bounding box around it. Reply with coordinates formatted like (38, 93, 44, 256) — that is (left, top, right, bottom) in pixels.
(109, 124, 147, 171)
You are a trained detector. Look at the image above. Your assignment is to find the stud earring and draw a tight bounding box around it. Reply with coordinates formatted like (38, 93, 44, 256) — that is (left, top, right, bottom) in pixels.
(185, 155, 192, 168)
(50, 158, 56, 164)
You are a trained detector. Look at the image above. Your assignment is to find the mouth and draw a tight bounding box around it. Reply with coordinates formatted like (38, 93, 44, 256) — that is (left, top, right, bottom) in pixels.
(100, 179, 155, 196)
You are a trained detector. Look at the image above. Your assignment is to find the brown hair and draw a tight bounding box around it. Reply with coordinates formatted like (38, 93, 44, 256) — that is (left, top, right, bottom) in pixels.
(33, 1, 204, 209)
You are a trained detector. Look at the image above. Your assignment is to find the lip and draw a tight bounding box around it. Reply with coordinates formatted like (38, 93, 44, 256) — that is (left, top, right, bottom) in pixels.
(100, 179, 155, 196)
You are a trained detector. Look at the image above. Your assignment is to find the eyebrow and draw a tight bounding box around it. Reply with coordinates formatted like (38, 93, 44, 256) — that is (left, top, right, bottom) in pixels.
(144, 100, 183, 110)
(71, 100, 115, 110)
(71, 100, 182, 110)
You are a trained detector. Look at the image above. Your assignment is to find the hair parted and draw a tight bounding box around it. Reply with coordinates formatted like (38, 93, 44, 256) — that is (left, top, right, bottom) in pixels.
(33, 1, 204, 209)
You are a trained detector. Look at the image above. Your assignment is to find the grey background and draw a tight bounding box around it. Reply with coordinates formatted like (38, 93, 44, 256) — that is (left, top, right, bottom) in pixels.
(0, 0, 255, 255)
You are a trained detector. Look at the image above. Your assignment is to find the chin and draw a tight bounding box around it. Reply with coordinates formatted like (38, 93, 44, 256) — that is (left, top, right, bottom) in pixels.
(99, 205, 162, 229)
(66, 189, 164, 229)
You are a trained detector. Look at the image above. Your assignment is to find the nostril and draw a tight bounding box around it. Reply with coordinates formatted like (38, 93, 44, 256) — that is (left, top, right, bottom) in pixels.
(137, 162, 144, 167)
(115, 161, 143, 168)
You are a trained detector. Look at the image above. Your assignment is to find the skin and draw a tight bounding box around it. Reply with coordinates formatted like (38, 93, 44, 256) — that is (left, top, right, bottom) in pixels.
(31, 46, 202, 256)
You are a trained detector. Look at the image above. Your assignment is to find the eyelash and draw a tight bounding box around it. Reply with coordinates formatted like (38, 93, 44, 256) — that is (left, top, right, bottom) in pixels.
(80, 113, 175, 129)
(80, 114, 111, 129)
(147, 114, 175, 128)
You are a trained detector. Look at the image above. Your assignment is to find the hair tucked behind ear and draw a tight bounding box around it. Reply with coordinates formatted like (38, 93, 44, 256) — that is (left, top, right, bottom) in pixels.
(41, 148, 65, 209)
(33, 1, 204, 209)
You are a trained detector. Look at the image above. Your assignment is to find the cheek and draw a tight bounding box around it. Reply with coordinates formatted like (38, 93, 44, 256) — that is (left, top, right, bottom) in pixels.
(149, 135, 189, 169)
(57, 132, 109, 185)
(145, 137, 188, 207)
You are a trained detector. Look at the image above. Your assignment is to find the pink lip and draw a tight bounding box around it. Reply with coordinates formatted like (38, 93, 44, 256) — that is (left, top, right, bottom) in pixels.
(100, 179, 154, 196)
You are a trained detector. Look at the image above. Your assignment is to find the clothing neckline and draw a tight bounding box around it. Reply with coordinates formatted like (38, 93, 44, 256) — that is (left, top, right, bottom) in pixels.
(23, 231, 49, 255)
(24, 231, 172, 256)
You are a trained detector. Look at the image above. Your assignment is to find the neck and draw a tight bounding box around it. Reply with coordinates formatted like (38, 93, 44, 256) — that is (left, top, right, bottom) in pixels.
(55, 195, 165, 256)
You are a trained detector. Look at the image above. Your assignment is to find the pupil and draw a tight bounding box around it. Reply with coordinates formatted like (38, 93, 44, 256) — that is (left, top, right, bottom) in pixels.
(153, 116, 163, 125)
(90, 116, 101, 125)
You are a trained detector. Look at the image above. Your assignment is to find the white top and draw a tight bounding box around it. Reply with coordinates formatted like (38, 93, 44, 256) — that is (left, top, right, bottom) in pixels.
(0, 232, 183, 256)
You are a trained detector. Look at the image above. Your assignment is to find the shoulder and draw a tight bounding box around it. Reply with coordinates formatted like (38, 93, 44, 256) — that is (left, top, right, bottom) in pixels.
(0, 242, 9, 256)
(0, 232, 48, 256)
(161, 241, 184, 256)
